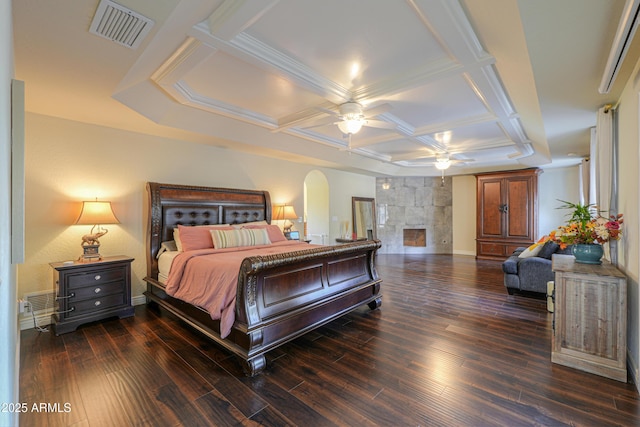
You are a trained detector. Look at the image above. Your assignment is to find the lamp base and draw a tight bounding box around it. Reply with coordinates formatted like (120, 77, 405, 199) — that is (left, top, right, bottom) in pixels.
(80, 244, 101, 261)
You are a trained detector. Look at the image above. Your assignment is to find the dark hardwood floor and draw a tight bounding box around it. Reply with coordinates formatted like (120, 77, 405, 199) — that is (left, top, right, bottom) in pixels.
(20, 254, 640, 426)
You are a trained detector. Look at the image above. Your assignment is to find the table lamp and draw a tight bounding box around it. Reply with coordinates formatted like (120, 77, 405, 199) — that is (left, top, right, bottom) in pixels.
(273, 205, 297, 233)
(75, 199, 120, 260)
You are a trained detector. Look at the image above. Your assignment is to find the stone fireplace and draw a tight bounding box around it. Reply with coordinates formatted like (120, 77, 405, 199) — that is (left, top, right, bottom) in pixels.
(376, 177, 452, 254)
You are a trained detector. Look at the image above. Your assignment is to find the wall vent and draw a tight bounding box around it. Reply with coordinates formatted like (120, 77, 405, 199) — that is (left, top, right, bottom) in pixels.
(89, 0, 154, 49)
(23, 290, 56, 314)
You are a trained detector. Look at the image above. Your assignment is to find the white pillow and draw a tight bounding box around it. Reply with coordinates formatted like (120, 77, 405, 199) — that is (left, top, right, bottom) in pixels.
(518, 243, 543, 258)
(210, 228, 271, 249)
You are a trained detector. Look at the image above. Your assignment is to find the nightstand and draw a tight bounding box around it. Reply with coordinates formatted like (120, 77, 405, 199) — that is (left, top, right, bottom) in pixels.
(50, 255, 135, 335)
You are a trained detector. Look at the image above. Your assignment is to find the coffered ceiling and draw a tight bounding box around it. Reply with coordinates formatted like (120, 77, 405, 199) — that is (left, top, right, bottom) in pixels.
(13, 0, 631, 176)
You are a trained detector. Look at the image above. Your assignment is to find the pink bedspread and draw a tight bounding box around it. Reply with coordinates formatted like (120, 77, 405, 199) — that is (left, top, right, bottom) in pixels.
(165, 240, 316, 338)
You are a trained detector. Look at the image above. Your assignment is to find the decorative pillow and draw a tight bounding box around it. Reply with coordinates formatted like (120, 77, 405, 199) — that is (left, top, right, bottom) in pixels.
(243, 224, 287, 243)
(176, 224, 233, 252)
(538, 240, 559, 259)
(156, 240, 178, 258)
(232, 220, 268, 229)
(518, 243, 543, 258)
(210, 228, 271, 249)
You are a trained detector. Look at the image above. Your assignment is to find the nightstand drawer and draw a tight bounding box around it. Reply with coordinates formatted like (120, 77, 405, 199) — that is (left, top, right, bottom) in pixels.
(66, 280, 124, 301)
(66, 293, 126, 317)
(67, 267, 126, 289)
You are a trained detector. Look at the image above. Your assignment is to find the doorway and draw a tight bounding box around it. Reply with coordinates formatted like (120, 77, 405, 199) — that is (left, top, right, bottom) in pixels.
(304, 170, 329, 244)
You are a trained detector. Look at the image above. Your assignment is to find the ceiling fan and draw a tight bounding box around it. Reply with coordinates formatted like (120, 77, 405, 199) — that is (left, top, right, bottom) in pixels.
(303, 102, 396, 135)
(423, 152, 475, 172)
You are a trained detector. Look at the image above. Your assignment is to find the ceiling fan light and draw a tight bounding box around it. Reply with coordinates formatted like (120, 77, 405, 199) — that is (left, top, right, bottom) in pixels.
(338, 119, 364, 134)
(435, 159, 451, 170)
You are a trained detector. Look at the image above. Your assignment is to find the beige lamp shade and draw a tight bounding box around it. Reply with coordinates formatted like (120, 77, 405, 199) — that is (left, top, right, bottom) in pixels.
(273, 205, 297, 221)
(75, 201, 120, 225)
(273, 205, 297, 233)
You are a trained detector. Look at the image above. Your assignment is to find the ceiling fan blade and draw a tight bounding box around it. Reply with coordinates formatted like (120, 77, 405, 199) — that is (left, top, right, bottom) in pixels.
(300, 115, 338, 130)
(365, 119, 396, 129)
(363, 103, 392, 117)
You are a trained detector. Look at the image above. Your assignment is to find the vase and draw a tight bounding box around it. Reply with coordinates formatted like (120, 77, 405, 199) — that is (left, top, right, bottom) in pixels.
(572, 243, 604, 264)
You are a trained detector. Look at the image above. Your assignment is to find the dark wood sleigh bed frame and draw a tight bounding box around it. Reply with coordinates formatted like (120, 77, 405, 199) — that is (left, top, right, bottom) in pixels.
(143, 182, 382, 376)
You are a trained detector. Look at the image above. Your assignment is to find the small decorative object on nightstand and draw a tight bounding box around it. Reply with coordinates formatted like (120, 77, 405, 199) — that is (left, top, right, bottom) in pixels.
(50, 255, 134, 335)
(74, 199, 120, 260)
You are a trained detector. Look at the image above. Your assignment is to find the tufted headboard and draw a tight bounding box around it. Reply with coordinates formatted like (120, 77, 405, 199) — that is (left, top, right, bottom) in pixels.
(145, 182, 272, 280)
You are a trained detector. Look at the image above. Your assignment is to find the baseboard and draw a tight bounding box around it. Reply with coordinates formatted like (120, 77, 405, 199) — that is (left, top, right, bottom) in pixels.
(453, 249, 476, 256)
(132, 294, 146, 306)
(19, 310, 53, 331)
(19, 295, 147, 331)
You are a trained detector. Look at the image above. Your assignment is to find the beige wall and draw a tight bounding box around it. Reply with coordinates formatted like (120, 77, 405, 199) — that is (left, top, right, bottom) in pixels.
(19, 113, 375, 302)
(616, 57, 640, 386)
(452, 175, 476, 255)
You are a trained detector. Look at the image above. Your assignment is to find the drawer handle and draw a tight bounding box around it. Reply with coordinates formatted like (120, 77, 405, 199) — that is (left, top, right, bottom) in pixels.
(95, 301, 101, 307)
(94, 275, 101, 281)
(56, 292, 75, 300)
(94, 287, 101, 294)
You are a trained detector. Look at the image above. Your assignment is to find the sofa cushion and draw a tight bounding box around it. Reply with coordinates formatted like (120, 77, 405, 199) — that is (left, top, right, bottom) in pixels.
(538, 240, 559, 259)
(518, 243, 543, 258)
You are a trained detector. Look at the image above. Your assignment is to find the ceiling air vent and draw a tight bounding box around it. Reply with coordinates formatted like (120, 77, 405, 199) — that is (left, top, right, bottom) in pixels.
(89, 0, 154, 49)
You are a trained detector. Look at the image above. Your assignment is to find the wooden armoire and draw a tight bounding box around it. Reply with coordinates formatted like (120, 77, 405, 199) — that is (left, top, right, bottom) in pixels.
(476, 168, 541, 260)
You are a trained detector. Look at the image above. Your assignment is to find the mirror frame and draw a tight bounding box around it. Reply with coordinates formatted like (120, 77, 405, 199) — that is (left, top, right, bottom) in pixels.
(352, 197, 377, 240)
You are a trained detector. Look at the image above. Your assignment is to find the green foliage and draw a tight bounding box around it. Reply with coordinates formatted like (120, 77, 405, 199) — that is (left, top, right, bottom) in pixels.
(556, 200, 594, 227)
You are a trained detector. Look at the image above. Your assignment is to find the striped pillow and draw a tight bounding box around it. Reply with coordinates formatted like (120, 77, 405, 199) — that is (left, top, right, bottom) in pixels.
(210, 228, 271, 249)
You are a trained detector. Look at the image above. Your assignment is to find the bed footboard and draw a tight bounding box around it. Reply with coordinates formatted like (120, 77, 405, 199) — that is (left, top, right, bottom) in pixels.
(234, 240, 382, 375)
(145, 240, 381, 376)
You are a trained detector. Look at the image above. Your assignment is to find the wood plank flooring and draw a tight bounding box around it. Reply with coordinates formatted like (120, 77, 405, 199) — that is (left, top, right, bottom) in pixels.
(19, 254, 640, 426)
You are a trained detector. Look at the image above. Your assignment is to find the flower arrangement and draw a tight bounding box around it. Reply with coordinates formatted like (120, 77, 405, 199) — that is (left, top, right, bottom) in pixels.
(551, 200, 623, 249)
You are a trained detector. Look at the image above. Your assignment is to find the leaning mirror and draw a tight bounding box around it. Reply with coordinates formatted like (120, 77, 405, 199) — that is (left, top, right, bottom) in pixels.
(352, 197, 376, 240)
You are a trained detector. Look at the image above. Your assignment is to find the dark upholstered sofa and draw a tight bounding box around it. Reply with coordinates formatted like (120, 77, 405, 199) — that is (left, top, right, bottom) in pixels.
(502, 241, 573, 295)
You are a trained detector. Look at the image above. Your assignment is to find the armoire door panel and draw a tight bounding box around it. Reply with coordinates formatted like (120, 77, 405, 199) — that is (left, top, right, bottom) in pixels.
(506, 179, 531, 239)
(481, 180, 503, 237)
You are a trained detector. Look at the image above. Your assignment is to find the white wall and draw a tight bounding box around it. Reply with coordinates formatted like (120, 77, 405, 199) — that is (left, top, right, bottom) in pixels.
(538, 166, 581, 237)
(19, 113, 375, 305)
(1, 1, 18, 425)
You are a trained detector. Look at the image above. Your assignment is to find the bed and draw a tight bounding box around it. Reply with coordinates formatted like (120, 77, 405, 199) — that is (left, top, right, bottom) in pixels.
(143, 182, 382, 376)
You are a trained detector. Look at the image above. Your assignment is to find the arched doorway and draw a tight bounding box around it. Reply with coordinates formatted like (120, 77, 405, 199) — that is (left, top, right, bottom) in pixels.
(304, 170, 329, 244)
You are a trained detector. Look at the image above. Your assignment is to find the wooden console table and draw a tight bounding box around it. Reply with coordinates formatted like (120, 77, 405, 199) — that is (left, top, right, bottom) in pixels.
(551, 254, 627, 382)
